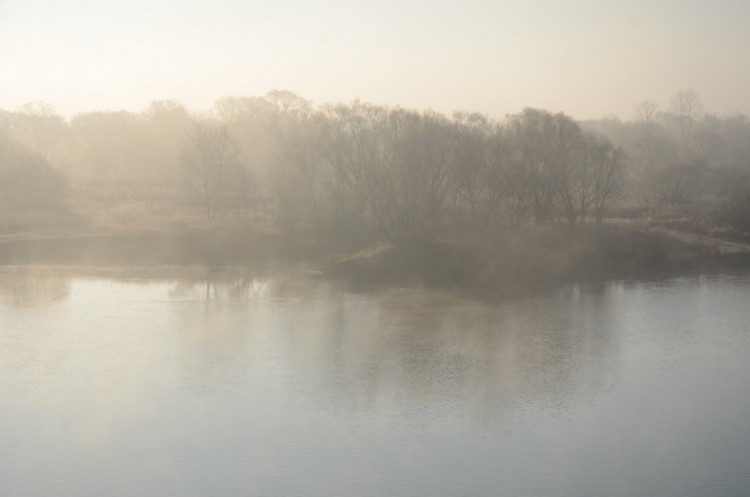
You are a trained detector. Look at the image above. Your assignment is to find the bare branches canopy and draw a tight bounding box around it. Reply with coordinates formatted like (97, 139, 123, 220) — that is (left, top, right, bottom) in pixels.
(180, 122, 242, 222)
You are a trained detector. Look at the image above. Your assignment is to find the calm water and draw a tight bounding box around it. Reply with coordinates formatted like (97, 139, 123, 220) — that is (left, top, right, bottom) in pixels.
(2, 268, 750, 497)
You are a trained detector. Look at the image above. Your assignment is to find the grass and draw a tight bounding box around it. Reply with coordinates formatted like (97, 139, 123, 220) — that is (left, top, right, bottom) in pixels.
(325, 222, 748, 297)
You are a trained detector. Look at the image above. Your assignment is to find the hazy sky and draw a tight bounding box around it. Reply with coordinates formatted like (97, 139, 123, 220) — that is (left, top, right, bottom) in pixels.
(1, 0, 748, 119)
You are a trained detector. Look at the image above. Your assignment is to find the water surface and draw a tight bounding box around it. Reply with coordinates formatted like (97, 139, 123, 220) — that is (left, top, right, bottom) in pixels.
(2, 268, 750, 497)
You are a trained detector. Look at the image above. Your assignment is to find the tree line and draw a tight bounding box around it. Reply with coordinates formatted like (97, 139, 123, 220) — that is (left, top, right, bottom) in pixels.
(262, 103, 627, 245)
(2, 90, 750, 243)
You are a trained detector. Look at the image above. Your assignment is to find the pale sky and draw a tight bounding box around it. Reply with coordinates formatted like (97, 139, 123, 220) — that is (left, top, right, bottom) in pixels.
(1, 0, 748, 119)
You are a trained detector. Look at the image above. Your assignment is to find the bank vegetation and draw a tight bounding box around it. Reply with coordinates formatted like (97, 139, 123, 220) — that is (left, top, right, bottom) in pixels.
(1, 91, 750, 293)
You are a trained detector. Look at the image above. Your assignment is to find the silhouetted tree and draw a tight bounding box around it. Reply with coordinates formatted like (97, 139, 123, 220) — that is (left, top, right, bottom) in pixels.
(668, 89, 703, 152)
(587, 136, 627, 224)
(180, 122, 241, 222)
(633, 100, 659, 123)
(507, 109, 584, 223)
(452, 113, 498, 228)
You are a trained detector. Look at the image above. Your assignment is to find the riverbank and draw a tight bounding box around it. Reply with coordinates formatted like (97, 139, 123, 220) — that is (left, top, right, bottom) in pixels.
(1, 224, 749, 298)
(325, 224, 750, 297)
(0, 228, 282, 266)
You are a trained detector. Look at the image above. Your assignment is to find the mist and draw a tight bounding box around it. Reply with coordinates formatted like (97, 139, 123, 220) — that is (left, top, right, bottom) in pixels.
(2, 89, 749, 292)
(2, 1, 750, 118)
(3, 2, 750, 497)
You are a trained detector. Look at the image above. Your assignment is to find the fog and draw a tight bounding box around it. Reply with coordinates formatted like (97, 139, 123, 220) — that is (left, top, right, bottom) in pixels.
(1, 1, 749, 118)
(3, 4, 750, 496)
(1, 87, 750, 288)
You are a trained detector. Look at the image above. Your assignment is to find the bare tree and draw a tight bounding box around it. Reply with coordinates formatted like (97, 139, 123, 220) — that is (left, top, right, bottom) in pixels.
(273, 113, 323, 223)
(630, 100, 674, 174)
(553, 119, 588, 224)
(451, 113, 501, 228)
(180, 122, 241, 222)
(632, 121, 674, 175)
(507, 109, 585, 224)
(315, 104, 374, 243)
(669, 89, 703, 150)
(649, 162, 704, 206)
(507, 109, 559, 223)
(501, 136, 535, 225)
(235, 164, 270, 231)
(588, 136, 627, 224)
(371, 109, 456, 241)
(633, 100, 659, 123)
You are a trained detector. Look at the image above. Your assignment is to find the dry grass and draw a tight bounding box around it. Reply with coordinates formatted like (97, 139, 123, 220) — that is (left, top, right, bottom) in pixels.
(325, 222, 739, 296)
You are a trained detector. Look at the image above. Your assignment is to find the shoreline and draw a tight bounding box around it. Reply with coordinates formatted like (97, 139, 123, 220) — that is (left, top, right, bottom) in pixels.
(2, 225, 750, 299)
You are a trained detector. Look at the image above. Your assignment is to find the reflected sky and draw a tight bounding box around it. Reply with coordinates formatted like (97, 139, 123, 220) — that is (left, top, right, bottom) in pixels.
(1, 268, 750, 496)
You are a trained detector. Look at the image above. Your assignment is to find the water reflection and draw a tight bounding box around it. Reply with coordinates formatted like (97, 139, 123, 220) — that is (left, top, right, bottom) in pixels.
(0, 267, 70, 306)
(2, 269, 750, 497)
(168, 277, 270, 301)
(159, 277, 625, 423)
(0, 268, 628, 420)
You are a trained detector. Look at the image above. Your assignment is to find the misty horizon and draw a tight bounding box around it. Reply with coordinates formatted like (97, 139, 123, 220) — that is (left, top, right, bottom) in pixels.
(3, 2, 750, 496)
(5, 86, 749, 125)
(2, 1, 750, 119)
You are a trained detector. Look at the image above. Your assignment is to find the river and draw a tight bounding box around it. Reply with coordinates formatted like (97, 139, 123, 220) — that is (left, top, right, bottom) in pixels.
(2, 267, 750, 497)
